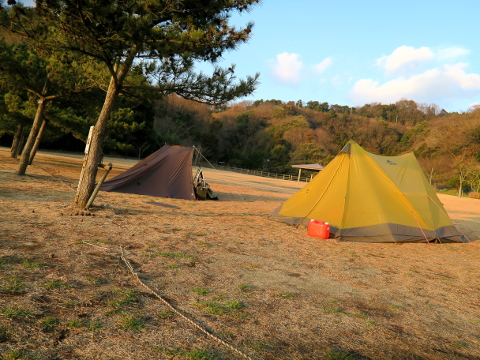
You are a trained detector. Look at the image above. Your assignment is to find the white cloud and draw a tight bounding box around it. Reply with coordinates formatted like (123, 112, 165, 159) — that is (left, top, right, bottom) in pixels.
(314, 57, 333, 74)
(350, 63, 480, 106)
(437, 47, 470, 60)
(271, 52, 304, 85)
(377, 46, 434, 76)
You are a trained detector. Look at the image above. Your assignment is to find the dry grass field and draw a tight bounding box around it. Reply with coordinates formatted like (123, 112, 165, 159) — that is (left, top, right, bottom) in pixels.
(1, 147, 480, 360)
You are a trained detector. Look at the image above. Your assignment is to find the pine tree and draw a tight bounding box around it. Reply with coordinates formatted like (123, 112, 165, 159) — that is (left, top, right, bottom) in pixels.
(1, 0, 260, 208)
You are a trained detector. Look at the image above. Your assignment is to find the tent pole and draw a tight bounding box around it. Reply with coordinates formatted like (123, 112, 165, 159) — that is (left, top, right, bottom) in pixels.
(194, 148, 245, 201)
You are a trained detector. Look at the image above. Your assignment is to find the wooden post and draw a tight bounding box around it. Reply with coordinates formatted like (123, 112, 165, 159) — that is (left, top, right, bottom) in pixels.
(85, 163, 112, 210)
(297, 169, 302, 184)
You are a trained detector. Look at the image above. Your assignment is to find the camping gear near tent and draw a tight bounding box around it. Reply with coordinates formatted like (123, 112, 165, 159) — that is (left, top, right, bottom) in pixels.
(193, 168, 219, 200)
(100, 145, 198, 200)
(270, 140, 465, 243)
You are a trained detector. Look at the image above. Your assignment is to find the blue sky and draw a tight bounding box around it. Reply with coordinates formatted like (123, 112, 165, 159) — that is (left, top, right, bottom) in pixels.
(20, 0, 480, 112)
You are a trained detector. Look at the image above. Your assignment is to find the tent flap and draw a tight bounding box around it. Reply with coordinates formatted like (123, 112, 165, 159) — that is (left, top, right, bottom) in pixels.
(100, 145, 196, 200)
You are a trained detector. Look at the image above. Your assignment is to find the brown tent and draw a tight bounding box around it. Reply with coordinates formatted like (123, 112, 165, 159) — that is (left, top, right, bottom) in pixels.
(100, 145, 196, 200)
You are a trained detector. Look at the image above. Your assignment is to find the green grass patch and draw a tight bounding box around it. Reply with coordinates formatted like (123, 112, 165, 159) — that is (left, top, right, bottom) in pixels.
(452, 340, 469, 349)
(43, 280, 68, 290)
(158, 310, 176, 319)
(249, 343, 269, 351)
(23, 260, 45, 269)
(349, 313, 367, 319)
(2, 349, 36, 360)
(321, 307, 345, 314)
(278, 292, 296, 299)
(107, 289, 140, 309)
(118, 315, 145, 330)
(238, 284, 254, 292)
(156, 252, 193, 258)
(1, 276, 26, 294)
(225, 300, 245, 310)
(87, 277, 106, 285)
(191, 287, 211, 296)
(1, 306, 32, 319)
(40, 317, 61, 331)
(86, 321, 103, 331)
(193, 300, 245, 316)
(186, 349, 214, 360)
(66, 319, 83, 328)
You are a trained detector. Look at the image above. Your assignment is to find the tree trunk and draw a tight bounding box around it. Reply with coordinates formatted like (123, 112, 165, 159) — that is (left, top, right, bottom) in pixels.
(74, 76, 120, 208)
(15, 132, 26, 158)
(74, 53, 135, 209)
(16, 98, 47, 175)
(11, 123, 24, 158)
(29, 118, 49, 165)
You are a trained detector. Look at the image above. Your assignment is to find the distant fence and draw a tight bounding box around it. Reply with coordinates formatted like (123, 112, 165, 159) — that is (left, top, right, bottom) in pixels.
(200, 162, 314, 183)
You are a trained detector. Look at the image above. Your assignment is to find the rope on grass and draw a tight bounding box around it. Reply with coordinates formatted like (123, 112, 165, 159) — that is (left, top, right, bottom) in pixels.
(37, 165, 77, 192)
(119, 246, 256, 360)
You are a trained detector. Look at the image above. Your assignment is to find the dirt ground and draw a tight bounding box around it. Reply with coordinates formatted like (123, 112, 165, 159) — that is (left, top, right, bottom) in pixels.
(1, 147, 480, 360)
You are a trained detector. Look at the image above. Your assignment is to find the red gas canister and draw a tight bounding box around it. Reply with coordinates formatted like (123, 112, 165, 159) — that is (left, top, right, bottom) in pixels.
(307, 220, 330, 239)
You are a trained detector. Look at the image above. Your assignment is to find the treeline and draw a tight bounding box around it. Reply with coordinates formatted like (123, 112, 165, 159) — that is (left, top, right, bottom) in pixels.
(152, 96, 480, 191)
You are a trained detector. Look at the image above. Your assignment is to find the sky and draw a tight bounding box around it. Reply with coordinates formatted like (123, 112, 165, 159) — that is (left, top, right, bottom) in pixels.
(20, 0, 480, 112)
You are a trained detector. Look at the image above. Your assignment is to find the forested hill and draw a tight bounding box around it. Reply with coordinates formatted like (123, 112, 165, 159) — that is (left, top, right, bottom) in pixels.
(154, 96, 480, 188)
(2, 92, 479, 189)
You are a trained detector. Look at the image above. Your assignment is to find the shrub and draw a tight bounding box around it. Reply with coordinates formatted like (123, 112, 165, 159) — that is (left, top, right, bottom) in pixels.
(469, 192, 480, 199)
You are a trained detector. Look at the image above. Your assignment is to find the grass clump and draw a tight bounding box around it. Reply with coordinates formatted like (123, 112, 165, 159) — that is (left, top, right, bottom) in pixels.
(91, 238, 108, 244)
(86, 321, 103, 331)
(157, 252, 192, 258)
(191, 287, 211, 296)
(186, 349, 214, 360)
(43, 280, 67, 290)
(278, 292, 296, 299)
(225, 300, 245, 310)
(1, 276, 25, 294)
(22, 260, 45, 270)
(106, 289, 140, 314)
(118, 315, 145, 330)
(193, 300, 245, 316)
(321, 307, 345, 314)
(158, 310, 176, 319)
(40, 317, 61, 332)
(2, 349, 36, 360)
(65, 319, 83, 328)
(87, 277, 106, 285)
(1, 306, 32, 319)
(0, 325, 12, 342)
(238, 284, 253, 292)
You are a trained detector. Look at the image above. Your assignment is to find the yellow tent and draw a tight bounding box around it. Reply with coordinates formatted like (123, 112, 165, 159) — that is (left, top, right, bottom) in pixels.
(270, 140, 464, 243)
